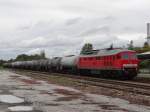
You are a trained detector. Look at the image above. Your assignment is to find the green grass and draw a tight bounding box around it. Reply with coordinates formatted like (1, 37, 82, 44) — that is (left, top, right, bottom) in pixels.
(0, 66, 4, 69)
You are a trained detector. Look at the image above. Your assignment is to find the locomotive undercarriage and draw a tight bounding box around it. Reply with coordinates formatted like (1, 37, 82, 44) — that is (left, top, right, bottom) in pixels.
(122, 68, 138, 80)
(78, 68, 137, 80)
(57, 64, 138, 80)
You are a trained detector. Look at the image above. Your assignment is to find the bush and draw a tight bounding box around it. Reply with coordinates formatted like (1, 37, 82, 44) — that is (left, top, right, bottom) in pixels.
(139, 60, 150, 68)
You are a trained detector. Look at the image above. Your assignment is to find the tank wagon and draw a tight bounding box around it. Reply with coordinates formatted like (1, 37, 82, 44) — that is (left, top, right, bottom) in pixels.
(4, 49, 139, 79)
(5, 59, 51, 71)
(60, 55, 78, 73)
(51, 57, 62, 72)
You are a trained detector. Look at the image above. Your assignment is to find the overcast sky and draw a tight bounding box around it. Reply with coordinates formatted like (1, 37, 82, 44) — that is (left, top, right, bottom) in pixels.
(0, 0, 150, 59)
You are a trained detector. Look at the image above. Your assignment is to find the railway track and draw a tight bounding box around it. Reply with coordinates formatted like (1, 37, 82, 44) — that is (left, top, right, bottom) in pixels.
(9, 69, 150, 96)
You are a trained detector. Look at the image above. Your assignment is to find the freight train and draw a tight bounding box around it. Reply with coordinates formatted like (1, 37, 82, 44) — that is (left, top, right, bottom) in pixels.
(4, 49, 139, 79)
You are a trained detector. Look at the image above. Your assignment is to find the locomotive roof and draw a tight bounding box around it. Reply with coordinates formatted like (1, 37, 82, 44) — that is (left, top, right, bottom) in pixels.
(80, 49, 135, 57)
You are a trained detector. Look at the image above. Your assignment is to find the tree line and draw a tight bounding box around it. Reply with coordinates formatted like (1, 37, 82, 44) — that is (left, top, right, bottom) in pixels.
(0, 50, 46, 67)
(128, 40, 150, 53)
(7, 50, 46, 63)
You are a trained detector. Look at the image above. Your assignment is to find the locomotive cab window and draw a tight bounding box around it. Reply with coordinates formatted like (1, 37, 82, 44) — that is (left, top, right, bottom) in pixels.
(122, 53, 129, 59)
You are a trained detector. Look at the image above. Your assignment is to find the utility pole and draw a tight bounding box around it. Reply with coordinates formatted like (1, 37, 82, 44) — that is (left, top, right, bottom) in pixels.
(147, 23, 150, 45)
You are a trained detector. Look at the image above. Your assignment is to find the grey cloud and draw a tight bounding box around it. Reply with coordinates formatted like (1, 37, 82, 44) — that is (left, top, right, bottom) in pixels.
(65, 17, 81, 26)
(79, 26, 110, 37)
(0, 0, 148, 59)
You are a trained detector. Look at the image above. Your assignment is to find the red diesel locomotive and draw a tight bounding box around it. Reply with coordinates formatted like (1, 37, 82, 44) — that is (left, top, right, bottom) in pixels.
(77, 49, 139, 79)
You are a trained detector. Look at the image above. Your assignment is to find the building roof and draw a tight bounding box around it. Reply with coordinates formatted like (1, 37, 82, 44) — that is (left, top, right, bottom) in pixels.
(140, 51, 150, 55)
(137, 51, 150, 60)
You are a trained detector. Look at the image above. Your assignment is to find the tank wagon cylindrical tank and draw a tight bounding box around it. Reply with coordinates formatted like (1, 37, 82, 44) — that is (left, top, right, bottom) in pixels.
(46, 59, 52, 72)
(32, 60, 40, 71)
(38, 59, 51, 71)
(60, 55, 78, 73)
(18, 59, 52, 71)
(21, 61, 27, 69)
(26, 61, 33, 70)
(51, 57, 62, 71)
